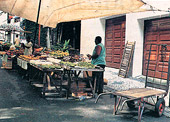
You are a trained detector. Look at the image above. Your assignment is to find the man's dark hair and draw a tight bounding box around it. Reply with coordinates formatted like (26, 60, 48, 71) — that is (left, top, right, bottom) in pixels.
(16, 34, 18, 38)
(26, 36, 31, 42)
(95, 36, 102, 43)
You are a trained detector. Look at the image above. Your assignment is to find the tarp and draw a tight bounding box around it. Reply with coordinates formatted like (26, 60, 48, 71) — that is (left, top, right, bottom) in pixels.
(0, 0, 147, 28)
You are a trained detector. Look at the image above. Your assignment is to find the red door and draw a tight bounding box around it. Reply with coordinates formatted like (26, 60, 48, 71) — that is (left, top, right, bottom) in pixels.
(143, 17, 170, 79)
(105, 16, 126, 68)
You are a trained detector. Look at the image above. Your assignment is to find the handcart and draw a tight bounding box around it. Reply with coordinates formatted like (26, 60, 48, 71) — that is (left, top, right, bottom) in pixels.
(95, 44, 170, 122)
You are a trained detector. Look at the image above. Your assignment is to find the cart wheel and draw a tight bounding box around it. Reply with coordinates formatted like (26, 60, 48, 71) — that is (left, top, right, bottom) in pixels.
(127, 101, 135, 109)
(155, 98, 165, 117)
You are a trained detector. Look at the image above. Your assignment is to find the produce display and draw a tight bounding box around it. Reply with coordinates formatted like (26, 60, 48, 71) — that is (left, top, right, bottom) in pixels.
(0, 42, 12, 51)
(14, 49, 24, 56)
(60, 61, 76, 67)
(77, 62, 95, 69)
(59, 61, 95, 69)
(0, 51, 6, 55)
(50, 50, 69, 58)
(19, 55, 40, 61)
(41, 64, 61, 69)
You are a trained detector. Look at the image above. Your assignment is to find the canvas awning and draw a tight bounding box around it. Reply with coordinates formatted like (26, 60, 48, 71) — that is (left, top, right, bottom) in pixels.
(0, 0, 147, 28)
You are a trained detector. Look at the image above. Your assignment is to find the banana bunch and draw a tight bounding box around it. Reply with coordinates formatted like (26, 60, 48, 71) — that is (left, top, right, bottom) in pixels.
(50, 50, 69, 58)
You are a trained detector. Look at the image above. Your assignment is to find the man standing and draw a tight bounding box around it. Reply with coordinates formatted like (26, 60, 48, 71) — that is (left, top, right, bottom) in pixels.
(24, 36, 33, 55)
(15, 34, 20, 49)
(87, 36, 106, 94)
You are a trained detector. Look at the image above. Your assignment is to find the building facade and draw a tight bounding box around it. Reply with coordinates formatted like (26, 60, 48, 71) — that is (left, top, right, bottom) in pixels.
(80, 10, 170, 106)
(81, 11, 170, 78)
(0, 11, 21, 44)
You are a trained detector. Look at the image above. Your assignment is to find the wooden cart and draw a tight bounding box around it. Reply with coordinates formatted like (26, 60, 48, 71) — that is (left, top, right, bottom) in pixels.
(95, 44, 170, 122)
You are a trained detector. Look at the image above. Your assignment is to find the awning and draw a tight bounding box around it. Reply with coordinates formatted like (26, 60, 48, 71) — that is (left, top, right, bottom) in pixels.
(0, 0, 147, 28)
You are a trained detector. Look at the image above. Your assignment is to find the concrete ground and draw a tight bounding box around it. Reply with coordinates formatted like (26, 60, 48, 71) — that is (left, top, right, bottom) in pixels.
(0, 59, 170, 122)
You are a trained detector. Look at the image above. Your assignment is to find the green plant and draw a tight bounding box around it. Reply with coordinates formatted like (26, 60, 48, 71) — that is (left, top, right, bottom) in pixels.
(52, 39, 71, 52)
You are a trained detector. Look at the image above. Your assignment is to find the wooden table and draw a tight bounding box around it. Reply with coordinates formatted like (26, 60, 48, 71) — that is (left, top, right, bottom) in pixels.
(29, 64, 64, 98)
(17, 59, 104, 98)
(69, 68, 104, 98)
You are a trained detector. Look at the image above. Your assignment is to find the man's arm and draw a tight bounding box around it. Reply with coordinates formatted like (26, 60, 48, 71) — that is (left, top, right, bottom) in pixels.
(91, 45, 102, 59)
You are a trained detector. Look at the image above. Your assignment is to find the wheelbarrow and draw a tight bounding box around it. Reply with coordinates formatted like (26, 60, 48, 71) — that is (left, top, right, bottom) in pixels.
(95, 44, 170, 122)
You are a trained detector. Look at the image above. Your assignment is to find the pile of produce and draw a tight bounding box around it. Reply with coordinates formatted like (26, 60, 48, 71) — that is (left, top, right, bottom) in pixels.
(77, 62, 95, 69)
(19, 55, 40, 61)
(41, 64, 61, 69)
(0, 42, 12, 51)
(59, 61, 95, 69)
(6, 50, 15, 56)
(14, 49, 24, 56)
(0, 51, 6, 55)
(50, 50, 69, 58)
(2, 42, 12, 47)
(60, 61, 76, 67)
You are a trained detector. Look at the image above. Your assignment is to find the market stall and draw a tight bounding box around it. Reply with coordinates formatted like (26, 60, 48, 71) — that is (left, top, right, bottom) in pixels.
(15, 49, 104, 99)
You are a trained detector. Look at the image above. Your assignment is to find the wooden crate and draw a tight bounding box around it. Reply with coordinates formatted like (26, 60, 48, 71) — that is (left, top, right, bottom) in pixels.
(4, 60, 12, 69)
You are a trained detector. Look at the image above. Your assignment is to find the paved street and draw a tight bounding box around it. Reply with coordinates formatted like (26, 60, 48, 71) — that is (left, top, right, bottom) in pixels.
(0, 59, 170, 122)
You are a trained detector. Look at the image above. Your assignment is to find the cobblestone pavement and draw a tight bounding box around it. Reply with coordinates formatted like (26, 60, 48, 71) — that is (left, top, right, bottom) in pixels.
(0, 59, 170, 122)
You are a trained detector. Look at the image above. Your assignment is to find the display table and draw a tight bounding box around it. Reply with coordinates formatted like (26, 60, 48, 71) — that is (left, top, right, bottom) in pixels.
(29, 63, 65, 98)
(17, 58, 29, 70)
(16, 57, 105, 99)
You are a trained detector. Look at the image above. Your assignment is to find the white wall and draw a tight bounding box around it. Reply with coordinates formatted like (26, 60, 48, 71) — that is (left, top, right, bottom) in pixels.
(0, 11, 7, 41)
(80, 18, 105, 55)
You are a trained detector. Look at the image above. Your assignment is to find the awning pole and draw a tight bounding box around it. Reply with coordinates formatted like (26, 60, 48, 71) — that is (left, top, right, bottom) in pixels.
(38, 24, 41, 46)
(33, 0, 42, 53)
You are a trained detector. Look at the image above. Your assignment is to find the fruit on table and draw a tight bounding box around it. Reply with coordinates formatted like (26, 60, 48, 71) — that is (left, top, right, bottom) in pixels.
(77, 62, 95, 69)
(19, 55, 40, 61)
(60, 61, 95, 69)
(41, 64, 61, 69)
(50, 50, 69, 58)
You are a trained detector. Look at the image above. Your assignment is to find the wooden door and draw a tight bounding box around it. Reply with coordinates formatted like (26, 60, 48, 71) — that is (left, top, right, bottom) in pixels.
(143, 17, 170, 79)
(105, 16, 126, 68)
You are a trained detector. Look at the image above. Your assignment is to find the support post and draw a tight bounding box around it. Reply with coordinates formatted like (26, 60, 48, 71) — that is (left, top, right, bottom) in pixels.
(33, 0, 42, 53)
